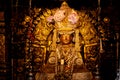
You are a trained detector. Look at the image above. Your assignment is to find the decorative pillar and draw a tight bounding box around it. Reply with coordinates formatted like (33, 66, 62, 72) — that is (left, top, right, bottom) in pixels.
(52, 29, 57, 74)
(27, 67, 34, 80)
(75, 29, 80, 52)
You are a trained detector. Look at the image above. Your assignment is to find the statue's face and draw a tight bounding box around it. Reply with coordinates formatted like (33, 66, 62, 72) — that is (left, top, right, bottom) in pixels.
(60, 34, 72, 45)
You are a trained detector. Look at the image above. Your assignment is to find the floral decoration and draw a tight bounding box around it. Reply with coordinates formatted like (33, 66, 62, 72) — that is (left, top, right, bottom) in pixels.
(46, 16, 54, 22)
(54, 10, 66, 22)
(68, 10, 79, 24)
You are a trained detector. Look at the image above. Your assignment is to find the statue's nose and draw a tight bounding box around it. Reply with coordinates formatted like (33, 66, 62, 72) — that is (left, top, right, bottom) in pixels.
(65, 36, 68, 40)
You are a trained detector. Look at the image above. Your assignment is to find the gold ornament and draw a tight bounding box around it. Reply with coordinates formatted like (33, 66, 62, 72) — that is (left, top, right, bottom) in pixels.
(103, 17, 110, 23)
(25, 16, 31, 22)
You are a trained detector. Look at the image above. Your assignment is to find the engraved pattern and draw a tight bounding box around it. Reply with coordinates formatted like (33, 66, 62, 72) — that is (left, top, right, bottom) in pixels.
(0, 34, 5, 62)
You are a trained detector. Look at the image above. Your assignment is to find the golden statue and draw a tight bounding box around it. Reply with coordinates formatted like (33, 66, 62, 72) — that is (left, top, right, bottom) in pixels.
(23, 1, 100, 80)
(48, 30, 84, 73)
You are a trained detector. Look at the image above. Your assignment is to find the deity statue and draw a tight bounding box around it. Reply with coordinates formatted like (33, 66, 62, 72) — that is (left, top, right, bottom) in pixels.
(24, 1, 100, 80)
(48, 30, 84, 73)
(45, 1, 84, 75)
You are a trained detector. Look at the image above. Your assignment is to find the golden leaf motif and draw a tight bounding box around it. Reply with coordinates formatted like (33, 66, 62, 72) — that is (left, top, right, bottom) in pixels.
(25, 16, 31, 22)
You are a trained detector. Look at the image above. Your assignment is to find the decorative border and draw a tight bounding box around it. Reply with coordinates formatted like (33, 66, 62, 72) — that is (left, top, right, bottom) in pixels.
(0, 34, 5, 63)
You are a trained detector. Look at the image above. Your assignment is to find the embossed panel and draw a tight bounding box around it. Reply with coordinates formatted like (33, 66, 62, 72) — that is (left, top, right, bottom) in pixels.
(0, 34, 6, 80)
(0, 34, 5, 63)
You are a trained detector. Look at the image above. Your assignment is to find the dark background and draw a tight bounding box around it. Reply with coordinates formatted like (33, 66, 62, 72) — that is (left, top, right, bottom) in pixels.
(0, 0, 119, 80)
(0, 0, 120, 30)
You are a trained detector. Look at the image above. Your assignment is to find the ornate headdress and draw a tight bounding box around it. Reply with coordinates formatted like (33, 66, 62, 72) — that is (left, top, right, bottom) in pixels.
(47, 1, 80, 34)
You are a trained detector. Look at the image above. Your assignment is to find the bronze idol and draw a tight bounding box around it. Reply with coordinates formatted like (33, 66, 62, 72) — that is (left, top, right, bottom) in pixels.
(23, 1, 100, 80)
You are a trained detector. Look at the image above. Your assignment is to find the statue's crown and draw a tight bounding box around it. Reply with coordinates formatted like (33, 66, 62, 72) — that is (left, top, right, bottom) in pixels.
(61, 1, 68, 7)
(54, 2, 79, 32)
(47, 2, 80, 34)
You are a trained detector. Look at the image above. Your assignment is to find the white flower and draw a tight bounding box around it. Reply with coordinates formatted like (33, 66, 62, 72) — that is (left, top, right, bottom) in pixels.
(47, 16, 54, 22)
(54, 10, 65, 22)
(68, 10, 79, 24)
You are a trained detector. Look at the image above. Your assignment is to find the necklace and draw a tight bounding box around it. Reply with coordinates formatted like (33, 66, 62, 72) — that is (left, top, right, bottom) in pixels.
(57, 44, 75, 60)
(62, 47, 71, 57)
